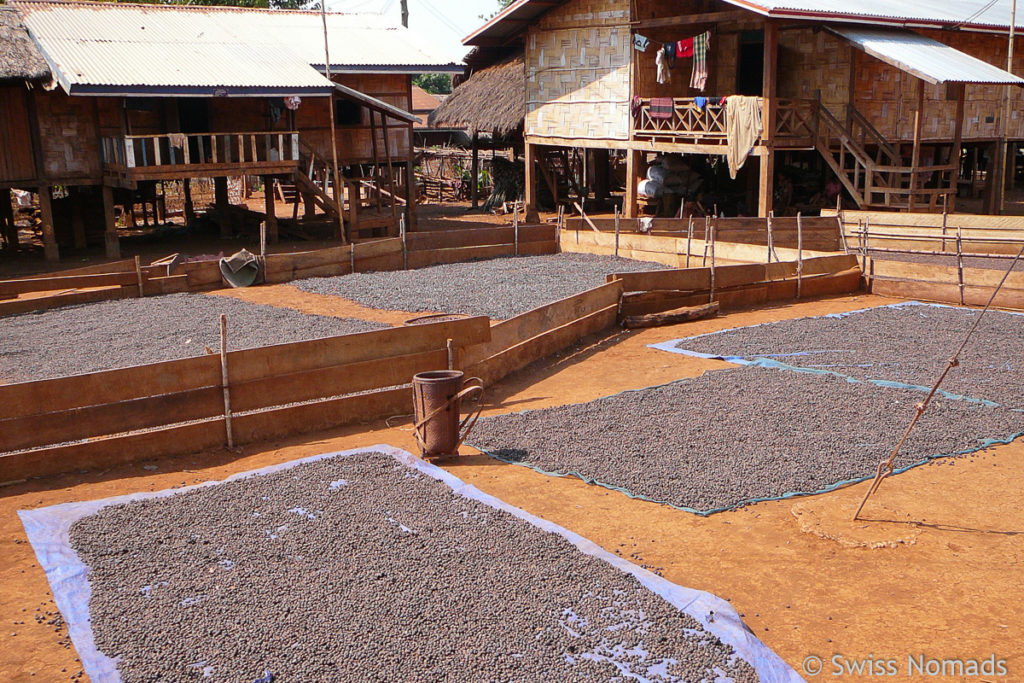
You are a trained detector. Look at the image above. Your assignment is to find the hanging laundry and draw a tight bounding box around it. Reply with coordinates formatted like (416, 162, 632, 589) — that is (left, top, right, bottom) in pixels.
(690, 30, 711, 91)
(663, 42, 676, 68)
(676, 37, 695, 58)
(655, 49, 671, 84)
(630, 95, 642, 118)
(694, 96, 708, 110)
(650, 97, 675, 120)
(633, 34, 650, 52)
(725, 95, 763, 179)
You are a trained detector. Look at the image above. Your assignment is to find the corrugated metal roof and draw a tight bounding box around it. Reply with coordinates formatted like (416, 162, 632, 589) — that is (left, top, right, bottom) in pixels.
(12, 1, 460, 96)
(465, 0, 1024, 46)
(724, 0, 1024, 31)
(832, 26, 1024, 85)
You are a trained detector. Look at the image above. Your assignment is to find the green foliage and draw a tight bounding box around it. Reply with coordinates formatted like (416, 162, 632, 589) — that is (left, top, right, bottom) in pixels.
(412, 73, 452, 95)
(479, 0, 514, 21)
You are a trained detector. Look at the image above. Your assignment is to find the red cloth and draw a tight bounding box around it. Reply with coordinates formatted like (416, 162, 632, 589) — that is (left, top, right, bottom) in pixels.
(676, 37, 695, 58)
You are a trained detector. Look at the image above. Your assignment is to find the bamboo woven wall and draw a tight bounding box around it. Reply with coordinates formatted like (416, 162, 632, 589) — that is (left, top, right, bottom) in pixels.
(525, 0, 631, 141)
(776, 27, 1024, 143)
(33, 89, 103, 184)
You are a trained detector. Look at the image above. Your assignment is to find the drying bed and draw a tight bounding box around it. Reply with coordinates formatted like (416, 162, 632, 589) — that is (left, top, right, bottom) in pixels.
(18, 448, 799, 683)
(468, 366, 1024, 514)
(0, 293, 386, 383)
(294, 253, 667, 320)
(866, 250, 1024, 272)
(663, 303, 1024, 410)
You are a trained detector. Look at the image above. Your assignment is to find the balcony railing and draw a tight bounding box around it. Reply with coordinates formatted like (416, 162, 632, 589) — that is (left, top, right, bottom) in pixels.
(632, 97, 817, 148)
(102, 131, 300, 180)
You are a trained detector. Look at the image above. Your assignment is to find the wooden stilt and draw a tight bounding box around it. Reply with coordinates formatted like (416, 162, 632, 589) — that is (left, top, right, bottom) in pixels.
(101, 185, 119, 260)
(686, 216, 693, 268)
(214, 177, 230, 239)
(524, 142, 539, 222)
(624, 149, 641, 219)
(613, 205, 620, 258)
(219, 314, 234, 449)
(183, 178, 196, 226)
(909, 78, 925, 212)
(1, 189, 17, 253)
(39, 186, 59, 262)
(134, 255, 144, 297)
(471, 132, 480, 209)
(71, 188, 86, 250)
(379, 113, 399, 236)
(369, 111, 383, 215)
(263, 175, 278, 244)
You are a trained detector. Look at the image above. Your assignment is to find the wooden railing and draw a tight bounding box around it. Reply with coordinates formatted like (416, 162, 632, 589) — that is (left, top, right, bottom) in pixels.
(102, 131, 300, 178)
(632, 97, 817, 147)
(815, 106, 956, 211)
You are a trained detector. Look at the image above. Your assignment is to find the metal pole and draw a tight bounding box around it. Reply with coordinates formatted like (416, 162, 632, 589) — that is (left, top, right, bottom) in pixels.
(321, 0, 346, 243)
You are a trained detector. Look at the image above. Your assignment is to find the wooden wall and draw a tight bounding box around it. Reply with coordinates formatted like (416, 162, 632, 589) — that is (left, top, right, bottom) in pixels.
(776, 27, 1024, 143)
(0, 85, 37, 186)
(525, 0, 632, 142)
(32, 89, 103, 184)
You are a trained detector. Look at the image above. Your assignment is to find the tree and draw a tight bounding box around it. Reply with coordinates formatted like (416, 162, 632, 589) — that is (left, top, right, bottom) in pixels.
(413, 73, 452, 95)
(479, 0, 513, 21)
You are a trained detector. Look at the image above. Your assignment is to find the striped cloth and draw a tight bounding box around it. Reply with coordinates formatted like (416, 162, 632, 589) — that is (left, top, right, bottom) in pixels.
(690, 31, 710, 91)
(650, 97, 675, 120)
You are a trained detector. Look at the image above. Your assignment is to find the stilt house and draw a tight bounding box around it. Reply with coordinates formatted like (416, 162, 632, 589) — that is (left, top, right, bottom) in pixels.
(464, 0, 1024, 219)
(0, 0, 460, 262)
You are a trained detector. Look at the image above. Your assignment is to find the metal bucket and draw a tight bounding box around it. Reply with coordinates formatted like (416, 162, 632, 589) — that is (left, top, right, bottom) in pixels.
(412, 370, 484, 458)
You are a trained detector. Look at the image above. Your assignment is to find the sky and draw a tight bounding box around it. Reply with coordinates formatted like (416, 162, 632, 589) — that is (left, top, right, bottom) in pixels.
(325, 0, 501, 63)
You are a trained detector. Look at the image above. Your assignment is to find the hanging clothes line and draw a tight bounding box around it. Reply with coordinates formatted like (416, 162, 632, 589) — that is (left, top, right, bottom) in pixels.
(635, 30, 712, 89)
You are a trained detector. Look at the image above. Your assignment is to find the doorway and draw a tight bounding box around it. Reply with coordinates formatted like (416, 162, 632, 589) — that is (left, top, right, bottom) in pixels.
(737, 30, 764, 96)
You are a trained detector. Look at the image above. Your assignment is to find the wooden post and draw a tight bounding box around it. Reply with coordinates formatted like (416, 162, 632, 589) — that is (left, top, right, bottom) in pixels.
(350, 241, 356, 274)
(71, 188, 86, 250)
(614, 205, 620, 257)
(909, 78, 925, 211)
(796, 212, 804, 299)
(949, 83, 966, 214)
(183, 178, 196, 226)
(624, 149, 641, 219)
(38, 186, 59, 263)
(378, 112, 399, 236)
(1, 189, 17, 253)
(214, 176, 230, 239)
(956, 224, 965, 306)
(405, 158, 417, 231)
(686, 215, 694, 268)
(861, 218, 869, 272)
(263, 175, 278, 244)
(766, 211, 774, 263)
(400, 214, 408, 270)
(471, 132, 480, 209)
(758, 20, 778, 218)
(702, 216, 710, 266)
(513, 208, 519, 256)
(709, 217, 717, 303)
(134, 255, 144, 297)
(446, 338, 455, 371)
(259, 220, 267, 282)
(369, 111, 383, 215)
(101, 185, 119, 260)
(219, 314, 234, 449)
(525, 142, 539, 222)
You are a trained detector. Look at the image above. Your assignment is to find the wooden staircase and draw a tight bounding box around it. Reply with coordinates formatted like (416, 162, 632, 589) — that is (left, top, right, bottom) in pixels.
(813, 104, 956, 212)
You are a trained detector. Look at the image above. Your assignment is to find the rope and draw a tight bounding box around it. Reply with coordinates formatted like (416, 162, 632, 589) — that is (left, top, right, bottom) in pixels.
(853, 244, 1024, 521)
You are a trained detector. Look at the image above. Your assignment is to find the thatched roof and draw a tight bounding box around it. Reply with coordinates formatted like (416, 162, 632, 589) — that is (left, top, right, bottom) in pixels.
(0, 6, 49, 83)
(429, 54, 524, 138)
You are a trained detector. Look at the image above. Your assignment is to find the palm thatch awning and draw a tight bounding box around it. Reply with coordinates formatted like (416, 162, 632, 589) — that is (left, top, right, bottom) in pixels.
(429, 54, 524, 138)
(0, 7, 49, 84)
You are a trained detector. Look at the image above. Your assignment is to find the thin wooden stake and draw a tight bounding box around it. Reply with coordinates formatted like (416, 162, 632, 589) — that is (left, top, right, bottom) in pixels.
(400, 214, 408, 270)
(956, 225, 965, 306)
(766, 211, 774, 263)
(702, 216, 710, 266)
(709, 218, 717, 304)
(860, 218, 869, 272)
(446, 338, 455, 370)
(513, 209, 519, 256)
(350, 242, 356, 274)
(614, 206, 620, 258)
(134, 255, 144, 297)
(796, 212, 804, 299)
(686, 216, 694, 268)
(219, 314, 234, 449)
(259, 220, 267, 282)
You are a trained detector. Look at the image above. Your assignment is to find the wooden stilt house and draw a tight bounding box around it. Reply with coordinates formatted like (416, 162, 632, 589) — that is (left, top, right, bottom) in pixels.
(464, 0, 1024, 218)
(0, 1, 460, 262)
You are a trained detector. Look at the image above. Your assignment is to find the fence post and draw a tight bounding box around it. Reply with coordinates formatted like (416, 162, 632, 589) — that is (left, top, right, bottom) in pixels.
(614, 205, 620, 258)
(350, 242, 356, 274)
(956, 225, 965, 306)
(709, 217, 717, 304)
(796, 212, 804, 299)
(766, 210, 775, 263)
(134, 255, 145, 298)
(686, 216, 694, 268)
(219, 314, 234, 449)
(514, 208, 519, 256)
(400, 214, 408, 270)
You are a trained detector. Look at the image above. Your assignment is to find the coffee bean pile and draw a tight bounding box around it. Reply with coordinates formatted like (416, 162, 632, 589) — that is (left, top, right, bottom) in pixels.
(0, 294, 386, 383)
(294, 253, 667, 320)
(469, 366, 1024, 513)
(69, 452, 758, 682)
(674, 304, 1024, 409)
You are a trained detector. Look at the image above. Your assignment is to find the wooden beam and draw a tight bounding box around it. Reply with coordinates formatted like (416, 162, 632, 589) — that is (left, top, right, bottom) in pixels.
(524, 142, 539, 222)
(263, 175, 278, 244)
(758, 20, 778, 218)
(183, 177, 196, 226)
(38, 186, 59, 263)
(214, 176, 230, 238)
(949, 83, 966, 213)
(71, 187, 86, 250)
(101, 185, 120, 259)
(471, 132, 480, 209)
(909, 78, 925, 212)
(1, 189, 17, 253)
(630, 10, 749, 29)
(625, 149, 641, 219)
(621, 301, 719, 329)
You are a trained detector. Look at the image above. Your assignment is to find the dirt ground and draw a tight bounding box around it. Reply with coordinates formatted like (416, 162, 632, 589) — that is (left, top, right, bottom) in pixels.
(2, 291, 1022, 682)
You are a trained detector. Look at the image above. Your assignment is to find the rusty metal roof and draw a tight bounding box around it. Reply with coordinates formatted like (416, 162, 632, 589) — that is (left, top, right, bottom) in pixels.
(465, 0, 1024, 46)
(12, 1, 460, 97)
(832, 26, 1024, 85)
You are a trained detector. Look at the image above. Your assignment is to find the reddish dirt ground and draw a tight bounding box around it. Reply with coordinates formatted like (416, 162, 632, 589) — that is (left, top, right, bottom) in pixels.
(1, 292, 1021, 682)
